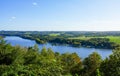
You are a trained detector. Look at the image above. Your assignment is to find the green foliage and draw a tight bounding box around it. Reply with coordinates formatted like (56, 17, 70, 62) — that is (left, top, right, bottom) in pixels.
(49, 33, 60, 36)
(0, 40, 65, 75)
(105, 36, 120, 44)
(96, 69, 101, 76)
(35, 38, 46, 44)
(100, 48, 120, 76)
(1, 31, 120, 49)
(0, 38, 120, 76)
(41, 47, 47, 56)
(33, 44, 39, 51)
(60, 53, 82, 75)
(82, 52, 102, 76)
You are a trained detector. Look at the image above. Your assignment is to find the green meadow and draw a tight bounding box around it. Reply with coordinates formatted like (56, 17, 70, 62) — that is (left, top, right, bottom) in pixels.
(49, 33, 60, 36)
(105, 36, 120, 44)
(68, 36, 120, 44)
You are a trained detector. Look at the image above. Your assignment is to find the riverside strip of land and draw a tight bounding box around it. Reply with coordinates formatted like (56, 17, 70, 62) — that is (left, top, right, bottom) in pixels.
(0, 31, 120, 49)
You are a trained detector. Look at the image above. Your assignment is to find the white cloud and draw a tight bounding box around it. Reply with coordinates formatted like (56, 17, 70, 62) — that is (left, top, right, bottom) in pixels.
(11, 16, 16, 19)
(9, 16, 16, 21)
(32, 2, 38, 6)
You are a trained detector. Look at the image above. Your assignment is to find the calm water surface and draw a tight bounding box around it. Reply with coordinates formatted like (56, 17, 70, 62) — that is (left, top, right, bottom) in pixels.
(4, 36, 112, 59)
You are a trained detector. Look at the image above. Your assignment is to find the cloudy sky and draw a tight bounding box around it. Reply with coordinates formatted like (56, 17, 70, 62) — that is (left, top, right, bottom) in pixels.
(0, 0, 120, 31)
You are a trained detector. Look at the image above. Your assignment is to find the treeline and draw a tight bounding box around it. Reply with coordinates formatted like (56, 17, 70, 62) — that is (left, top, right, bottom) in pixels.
(1, 31, 120, 36)
(19, 34, 119, 49)
(49, 38, 119, 49)
(0, 38, 120, 76)
(0, 31, 120, 49)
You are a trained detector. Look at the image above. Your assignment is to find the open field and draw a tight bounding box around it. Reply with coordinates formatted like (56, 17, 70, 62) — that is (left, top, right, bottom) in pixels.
(49, 33, 60, 36)
(105, 36, 120, 44)
(68, 36, 120, 44)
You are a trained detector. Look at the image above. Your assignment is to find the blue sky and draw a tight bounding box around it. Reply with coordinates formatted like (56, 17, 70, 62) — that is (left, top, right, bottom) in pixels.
(0, 0, 120, 31)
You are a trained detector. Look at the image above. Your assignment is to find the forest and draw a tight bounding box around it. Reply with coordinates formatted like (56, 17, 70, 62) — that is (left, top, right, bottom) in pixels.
(1, 0, 120, 75)
(0, 36, 120, 76)
(0, 31, 120, 49)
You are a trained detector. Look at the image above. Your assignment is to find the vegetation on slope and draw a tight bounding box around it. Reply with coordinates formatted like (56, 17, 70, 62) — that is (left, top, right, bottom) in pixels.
(0, 37, 120, 76)
(0, 31, 120, 49)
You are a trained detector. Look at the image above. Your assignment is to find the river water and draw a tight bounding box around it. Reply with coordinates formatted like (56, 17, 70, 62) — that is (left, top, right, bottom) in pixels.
(4, 36, 112, 59)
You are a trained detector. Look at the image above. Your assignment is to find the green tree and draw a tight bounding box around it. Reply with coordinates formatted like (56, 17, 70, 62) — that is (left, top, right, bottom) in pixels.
(60, 53, 82, 75)
(41, 47, 47, 56)
(100, 49, 120, 76)
(83, 52, 102, 76)
(47, 48, 55, 59)
(33, 44, 39, 52)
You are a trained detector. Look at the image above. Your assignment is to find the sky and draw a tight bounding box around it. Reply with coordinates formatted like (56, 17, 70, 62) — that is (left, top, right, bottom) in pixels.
(0, 0, 120, 31)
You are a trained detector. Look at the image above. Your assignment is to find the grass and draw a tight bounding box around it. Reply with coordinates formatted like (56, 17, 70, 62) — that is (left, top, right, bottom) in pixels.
(68, 36, 120, 44)
(49, 33, 60, 37)
(68, 36, 90, 40)
(105, 36, 120, 44)
(68, 36, 105, 40)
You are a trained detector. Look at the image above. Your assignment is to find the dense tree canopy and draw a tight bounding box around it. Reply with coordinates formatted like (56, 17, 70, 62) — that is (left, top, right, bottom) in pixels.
(0, 37, 120, 76)
(100, 48, 120, 76)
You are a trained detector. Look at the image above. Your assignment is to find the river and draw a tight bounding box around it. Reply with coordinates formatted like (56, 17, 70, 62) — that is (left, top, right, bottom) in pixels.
(4, 36, 112, 59)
